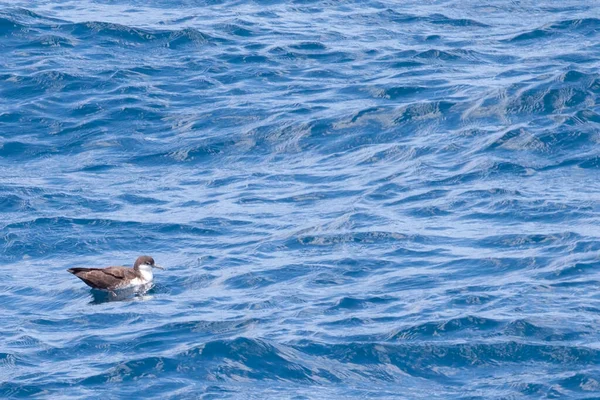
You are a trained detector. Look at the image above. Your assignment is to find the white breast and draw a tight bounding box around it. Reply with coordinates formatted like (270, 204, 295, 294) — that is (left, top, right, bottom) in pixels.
(131, 264, 154, 285)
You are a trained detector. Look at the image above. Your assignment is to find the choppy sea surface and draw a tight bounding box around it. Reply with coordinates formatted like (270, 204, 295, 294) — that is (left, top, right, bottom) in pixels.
(2, 0, 600, 398)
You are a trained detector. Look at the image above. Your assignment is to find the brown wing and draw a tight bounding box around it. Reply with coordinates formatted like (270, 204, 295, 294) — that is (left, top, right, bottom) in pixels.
(68, 267, 137, 290)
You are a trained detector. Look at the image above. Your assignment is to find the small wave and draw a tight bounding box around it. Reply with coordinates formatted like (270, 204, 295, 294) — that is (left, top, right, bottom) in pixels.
(1, 8, 223, 50)
(381, 85, 426, 100)
(415, 49, 464, 61)
(503, 319, 552, 339)
(332, 296, 396, 310)
(133, 318, 261, 348)
(393, 101, 457, 124)
(559, 373, 600, 393)
(0, 17, 27, 35)
(543, 260, 600, 280)
(508, 18, 600, 43)
(293, 340, 600, 370)
(388, 316, 502, 340)
(507, 87, 591, 115)
(428, 13, 489, 28)
(2, 217, 219, 260)
(117, 194, 168, 205)
(291, 231, 410, 247)
(224, 264, 314, 289)
(66, 21, 219, 47)
(179, 337, 323, 382)
(0, 194, 32, 213)
(0, 8, 62, 33)
(18, 34, 75, 48)
(0, 383, 46, 399)
(508, 28, 550, 42)
(127, 140, 234, 165)
(550, 18, 600, 33)
(0, 141, 58, 159)
(477, 232, 579, 250)
(80, 355, 179, 385)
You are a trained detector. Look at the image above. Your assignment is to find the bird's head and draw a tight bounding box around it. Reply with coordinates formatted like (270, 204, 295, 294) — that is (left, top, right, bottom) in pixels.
(133, 256, 164, 271)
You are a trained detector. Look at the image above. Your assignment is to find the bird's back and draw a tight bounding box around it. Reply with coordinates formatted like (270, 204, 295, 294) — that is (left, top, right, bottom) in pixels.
(67, 266, 138, 290)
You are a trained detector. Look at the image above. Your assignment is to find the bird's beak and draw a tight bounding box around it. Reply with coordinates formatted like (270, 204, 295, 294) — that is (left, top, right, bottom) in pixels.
(152, 264, 165, 270)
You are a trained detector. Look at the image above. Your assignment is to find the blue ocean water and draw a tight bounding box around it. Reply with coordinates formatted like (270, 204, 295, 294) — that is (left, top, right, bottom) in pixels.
(1, 0, 600, 398)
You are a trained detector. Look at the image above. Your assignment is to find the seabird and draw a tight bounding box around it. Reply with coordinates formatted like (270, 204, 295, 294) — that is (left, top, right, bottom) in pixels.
(68, 255, 164, 291)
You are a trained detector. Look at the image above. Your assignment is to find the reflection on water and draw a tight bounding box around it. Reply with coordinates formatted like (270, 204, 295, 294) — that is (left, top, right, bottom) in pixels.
(89, 283, 155, 304)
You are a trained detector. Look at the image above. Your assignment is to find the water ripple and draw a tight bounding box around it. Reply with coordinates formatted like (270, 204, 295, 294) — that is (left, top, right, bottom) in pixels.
(2, 0, 600, 398)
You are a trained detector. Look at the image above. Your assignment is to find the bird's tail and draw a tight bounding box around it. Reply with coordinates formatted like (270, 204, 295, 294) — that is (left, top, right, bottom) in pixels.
(67, 268, 91, 274)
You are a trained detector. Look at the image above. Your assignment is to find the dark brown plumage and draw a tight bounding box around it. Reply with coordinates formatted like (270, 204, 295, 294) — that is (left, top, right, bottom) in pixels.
(68, 255, 162, 290)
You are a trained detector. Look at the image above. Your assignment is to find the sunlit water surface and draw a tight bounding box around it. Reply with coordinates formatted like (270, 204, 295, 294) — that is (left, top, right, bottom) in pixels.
(2, 1, 600, 398)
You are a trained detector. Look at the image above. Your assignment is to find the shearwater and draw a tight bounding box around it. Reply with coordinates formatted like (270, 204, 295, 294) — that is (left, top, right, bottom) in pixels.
(68, 255, 164, 290)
